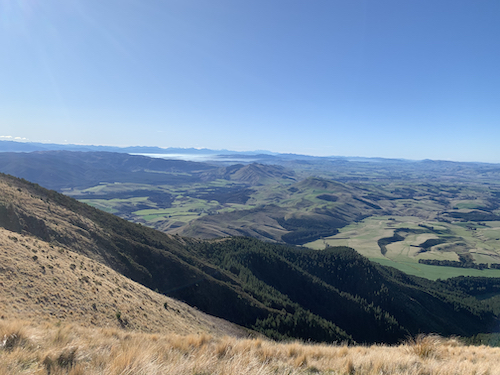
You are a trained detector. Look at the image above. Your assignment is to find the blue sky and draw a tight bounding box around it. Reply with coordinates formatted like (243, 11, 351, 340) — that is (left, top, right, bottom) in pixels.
(1, 1, 499, 162)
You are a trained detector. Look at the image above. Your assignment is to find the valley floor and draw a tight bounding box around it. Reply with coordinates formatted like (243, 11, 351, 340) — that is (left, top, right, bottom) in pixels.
(1, 320, 499, 375)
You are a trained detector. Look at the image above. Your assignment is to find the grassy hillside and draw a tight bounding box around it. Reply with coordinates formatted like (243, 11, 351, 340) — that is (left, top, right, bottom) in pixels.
(0, 227, 246, 337)
(1, 172, 500, 344)
(177, 176, 379, 243)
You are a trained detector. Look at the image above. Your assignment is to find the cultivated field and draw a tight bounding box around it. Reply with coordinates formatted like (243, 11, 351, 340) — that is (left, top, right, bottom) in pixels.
(1, 320, 499, 375)
(306, 215, 500, 280)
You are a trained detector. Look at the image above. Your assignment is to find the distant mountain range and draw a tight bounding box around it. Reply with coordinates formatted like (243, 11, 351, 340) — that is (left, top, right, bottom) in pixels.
(3, 139, 500, 167)
(0, 150, 216, 190)
(0, 140, 419, 163)
(0, 140, 276, 157)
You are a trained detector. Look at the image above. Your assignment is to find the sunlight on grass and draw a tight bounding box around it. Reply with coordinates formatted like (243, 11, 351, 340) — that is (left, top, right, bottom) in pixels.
(2, 321, 500, 375)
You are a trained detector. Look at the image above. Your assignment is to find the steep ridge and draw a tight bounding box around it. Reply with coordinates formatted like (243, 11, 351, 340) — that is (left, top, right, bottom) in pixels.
(279, 246, 497, 336)
(0, 227, 245, 337)
(1, 173, 499, 344)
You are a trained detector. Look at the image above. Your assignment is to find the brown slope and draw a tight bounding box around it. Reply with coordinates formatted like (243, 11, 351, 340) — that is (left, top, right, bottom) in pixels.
(0, 227, 248, 337)
(292, 177, 355, 193)
(177, 205, 289, 241)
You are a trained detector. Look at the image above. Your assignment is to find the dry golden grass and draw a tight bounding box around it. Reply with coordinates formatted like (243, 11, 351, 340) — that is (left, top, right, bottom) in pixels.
(1, 319, 500, 375)
(0, 225, 247, 337)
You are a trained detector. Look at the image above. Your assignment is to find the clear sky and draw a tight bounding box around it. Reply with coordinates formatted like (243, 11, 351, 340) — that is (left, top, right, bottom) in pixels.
(1, 1, 499, 162)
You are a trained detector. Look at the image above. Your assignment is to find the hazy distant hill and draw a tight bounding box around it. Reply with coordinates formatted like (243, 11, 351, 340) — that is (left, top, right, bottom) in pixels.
(1, 172, 499, 343)
(0, 151, 295, 190)
(201, 163, 296, 185)
(0, 151, 216, 189)
(0, 140, 231, 155)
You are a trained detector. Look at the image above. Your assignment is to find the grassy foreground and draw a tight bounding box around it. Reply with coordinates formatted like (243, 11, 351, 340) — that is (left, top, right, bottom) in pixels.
(1, 320, 500, 375)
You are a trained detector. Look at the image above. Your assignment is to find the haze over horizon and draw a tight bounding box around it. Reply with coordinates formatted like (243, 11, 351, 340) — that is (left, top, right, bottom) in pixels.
(1, 1, 499, 163)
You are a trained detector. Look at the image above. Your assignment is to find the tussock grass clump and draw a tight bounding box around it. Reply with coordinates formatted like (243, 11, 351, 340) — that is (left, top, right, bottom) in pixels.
(43, 347, 79, 373)
(1, 320, 500, 375)
(405, 334, 444, 359)
(0, 320, 30, 351)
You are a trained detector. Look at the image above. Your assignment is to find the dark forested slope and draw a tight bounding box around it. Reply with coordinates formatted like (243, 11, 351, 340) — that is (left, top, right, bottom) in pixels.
(188, 238, 499, 342)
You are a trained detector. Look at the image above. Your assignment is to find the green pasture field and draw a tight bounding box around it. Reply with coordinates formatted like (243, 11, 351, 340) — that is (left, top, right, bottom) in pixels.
(80, 199, 120, 214)
(305, 215, 500, 279)
(306, 216, 422, 255)
(74, 180, 261, 228)
(80, 196, 151, 214)
(134, 197, 219, 224)
(453, 199, 490, 210)
(370, 258, 500, 280)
